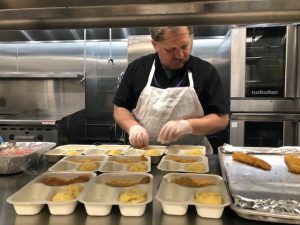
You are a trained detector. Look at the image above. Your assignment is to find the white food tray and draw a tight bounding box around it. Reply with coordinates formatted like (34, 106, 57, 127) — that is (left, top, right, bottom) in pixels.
(101, 155, 151, 173)
(92, 144, 131, 150)
(85, 148, 143, 156)
(130, 145, 166, 164)
(157, 155, 209, 173)
(156, 173, 230, 218)
(48, 155, 108, 172)
(44, 144, 95, 162)
(166, 145, 206, 156)
(7, 172, 95, 215)
(79, 172, 153, 216)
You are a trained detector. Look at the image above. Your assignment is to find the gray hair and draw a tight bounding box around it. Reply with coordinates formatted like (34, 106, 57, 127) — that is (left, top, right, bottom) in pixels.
(150, 26, 194, 42)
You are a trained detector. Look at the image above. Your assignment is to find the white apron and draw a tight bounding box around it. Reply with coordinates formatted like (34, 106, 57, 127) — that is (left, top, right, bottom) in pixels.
(133, 61, 213, 154)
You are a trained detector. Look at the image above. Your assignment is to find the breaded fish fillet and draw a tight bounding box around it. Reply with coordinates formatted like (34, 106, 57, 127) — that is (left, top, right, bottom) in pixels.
(284, 154, 300, 174)
(232, 151, 272, 170)
(171, 177, 216, 187)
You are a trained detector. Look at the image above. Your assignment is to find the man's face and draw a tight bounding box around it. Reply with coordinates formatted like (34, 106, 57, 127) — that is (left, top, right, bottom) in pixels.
(152, 27, 193, 70)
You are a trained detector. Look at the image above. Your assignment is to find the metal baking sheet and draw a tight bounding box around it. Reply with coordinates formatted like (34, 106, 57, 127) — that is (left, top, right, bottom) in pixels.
(218, 146, 300, 224)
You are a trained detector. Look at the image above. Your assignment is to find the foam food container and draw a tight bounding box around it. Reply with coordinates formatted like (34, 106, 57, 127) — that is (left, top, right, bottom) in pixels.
(7, 172, 95, 215)
(157, 155, 209, 173)
(156, 173, 230, 218)
(166, 145, 206, 156)
(44, 144, 95, 162)
(80, 172, 153, 216)
(130, 145, 166, 164)
(48, 155, 108, 172)
(101, 155, 151, 173)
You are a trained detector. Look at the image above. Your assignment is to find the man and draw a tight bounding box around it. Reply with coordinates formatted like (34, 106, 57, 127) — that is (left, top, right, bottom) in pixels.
(113, 26, 229, 153)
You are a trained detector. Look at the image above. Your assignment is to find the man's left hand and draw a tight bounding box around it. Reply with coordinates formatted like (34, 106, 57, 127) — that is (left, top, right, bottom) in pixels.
(157, 120, 193, 144)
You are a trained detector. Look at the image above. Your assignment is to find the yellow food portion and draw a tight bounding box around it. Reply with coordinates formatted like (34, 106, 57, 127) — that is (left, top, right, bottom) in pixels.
(78, 162, 98, 171)
(108, 149, 123, 155)
(144, 149, 161, 156)
(127, 162, 148, 172)
(52, 184, 83, 201)
(195, 192, 222, 205)
(119, 188, 146, 203)
(184, 149, 204, 156)
(185, 162, 205, 172)
(65, 150, 81, 156)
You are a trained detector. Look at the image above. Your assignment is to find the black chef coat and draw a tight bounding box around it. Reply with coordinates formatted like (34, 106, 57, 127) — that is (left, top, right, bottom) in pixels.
(113, 53, 229, 115)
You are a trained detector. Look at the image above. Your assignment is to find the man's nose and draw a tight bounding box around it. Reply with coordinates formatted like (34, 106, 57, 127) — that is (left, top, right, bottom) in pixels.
(174, 48, 185, 59)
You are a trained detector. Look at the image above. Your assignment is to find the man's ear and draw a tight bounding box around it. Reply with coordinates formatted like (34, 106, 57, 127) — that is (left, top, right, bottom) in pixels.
(151, 40, 159, 52)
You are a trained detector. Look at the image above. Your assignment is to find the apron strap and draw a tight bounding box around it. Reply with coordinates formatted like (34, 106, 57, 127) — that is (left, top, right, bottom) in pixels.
(188, 71, 194, 88)
(146, 60, 156, 87)
(147, 60, 194, 88)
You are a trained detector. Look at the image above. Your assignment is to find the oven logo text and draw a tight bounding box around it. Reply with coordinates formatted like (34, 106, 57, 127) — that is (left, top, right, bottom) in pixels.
(251, 90, 279, 95)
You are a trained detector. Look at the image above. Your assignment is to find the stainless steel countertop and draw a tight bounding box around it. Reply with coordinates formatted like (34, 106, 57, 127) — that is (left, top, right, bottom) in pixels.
(0, 155, 276, 225)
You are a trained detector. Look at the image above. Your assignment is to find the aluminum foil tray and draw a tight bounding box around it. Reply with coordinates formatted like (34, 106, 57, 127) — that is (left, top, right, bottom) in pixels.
(0, 142, 56, 174)
(218, 145, 300, 224)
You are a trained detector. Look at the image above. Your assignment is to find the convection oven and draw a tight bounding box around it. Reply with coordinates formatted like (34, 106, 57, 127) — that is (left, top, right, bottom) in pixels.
(231, 24, 299, 101)
(230, 113, 300, 147)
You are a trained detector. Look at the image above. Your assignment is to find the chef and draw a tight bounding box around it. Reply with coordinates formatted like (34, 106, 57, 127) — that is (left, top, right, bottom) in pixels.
(113, 26, 229, 154)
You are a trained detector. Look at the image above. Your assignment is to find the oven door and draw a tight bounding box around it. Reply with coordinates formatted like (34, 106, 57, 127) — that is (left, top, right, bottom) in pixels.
(231, 24, 298, 99)
(230, 113, 300, 147)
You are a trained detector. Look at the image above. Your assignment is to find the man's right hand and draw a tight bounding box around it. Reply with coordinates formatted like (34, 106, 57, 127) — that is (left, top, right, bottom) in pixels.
(128, 125, 149, 148)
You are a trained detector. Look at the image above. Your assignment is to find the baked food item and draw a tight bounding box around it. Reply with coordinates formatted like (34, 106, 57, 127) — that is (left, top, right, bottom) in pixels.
(51, 184, 83, 201)
(119, 188, 146, 203)
(108, 149, 122, 155)
(41, 175, 90, 186)
(194, 192, 222, 204)
(127, 162, 148, 172)
(232, 151, 272, 170)
(185, 162, 205, 172)
(166, 155, 195, 163)
(172, 176, 216, 187)
(144, 149, 161, 156)
(78, 162, 97, 171)
(65, 150, 81, 156)
(106, 176, 150, 187)
(52, 191, 75, 202)
(284, 154, 300, 174)
(184, 149, 204, 156)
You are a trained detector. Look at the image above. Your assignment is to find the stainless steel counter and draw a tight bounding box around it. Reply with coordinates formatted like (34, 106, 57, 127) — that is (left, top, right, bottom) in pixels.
(0, 155, 276, 225)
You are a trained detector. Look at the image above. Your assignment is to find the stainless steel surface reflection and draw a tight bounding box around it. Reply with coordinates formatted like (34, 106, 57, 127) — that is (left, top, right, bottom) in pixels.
(14, 214, 50, 225)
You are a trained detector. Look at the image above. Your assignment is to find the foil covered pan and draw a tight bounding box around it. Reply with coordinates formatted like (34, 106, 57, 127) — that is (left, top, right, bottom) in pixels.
(219, 145, 300, 224)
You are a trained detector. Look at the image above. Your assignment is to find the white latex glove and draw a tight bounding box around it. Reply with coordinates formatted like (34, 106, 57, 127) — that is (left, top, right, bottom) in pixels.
(128, 125, 149, 148)
(157, 120, 193, 144)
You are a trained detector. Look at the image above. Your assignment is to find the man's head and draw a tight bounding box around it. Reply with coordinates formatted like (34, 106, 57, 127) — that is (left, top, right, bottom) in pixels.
(150, 26, 193, 70)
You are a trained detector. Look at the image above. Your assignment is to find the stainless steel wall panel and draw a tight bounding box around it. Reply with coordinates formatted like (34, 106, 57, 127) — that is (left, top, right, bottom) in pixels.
(85, 41, 127, 123)
(0, 79, 84, 114)
(128, 35, 153, 64)
(0, 44, 17, 72)
(230, 27, 246, 98)
(17, 42, 84, 73)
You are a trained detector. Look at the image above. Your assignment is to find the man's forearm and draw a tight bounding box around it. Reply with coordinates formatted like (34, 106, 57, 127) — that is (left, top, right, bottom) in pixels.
(187, 113, 229, 136)
(113, 105, 140, 133)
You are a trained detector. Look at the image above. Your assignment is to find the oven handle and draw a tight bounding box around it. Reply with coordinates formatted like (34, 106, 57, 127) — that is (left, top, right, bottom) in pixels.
(283, 121, 297, 146)
(13, 135, 37, 142)
(285, 24, 298, 97)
